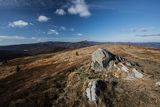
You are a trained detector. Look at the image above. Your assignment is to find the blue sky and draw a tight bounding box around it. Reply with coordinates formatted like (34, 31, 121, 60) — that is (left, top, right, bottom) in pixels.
(0, 0, 160, 45)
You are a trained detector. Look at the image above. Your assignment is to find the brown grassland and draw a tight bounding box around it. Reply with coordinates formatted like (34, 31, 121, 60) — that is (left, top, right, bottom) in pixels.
(0, 44, 160, 107)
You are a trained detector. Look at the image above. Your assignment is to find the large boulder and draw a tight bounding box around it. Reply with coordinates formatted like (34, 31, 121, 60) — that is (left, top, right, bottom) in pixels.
(91, 48, 113, 72)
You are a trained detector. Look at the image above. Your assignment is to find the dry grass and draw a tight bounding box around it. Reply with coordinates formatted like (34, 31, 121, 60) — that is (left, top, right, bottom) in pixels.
(0, 44, 160, 107)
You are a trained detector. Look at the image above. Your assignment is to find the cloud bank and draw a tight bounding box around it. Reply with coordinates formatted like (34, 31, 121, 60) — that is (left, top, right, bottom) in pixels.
(0, 35, 26, 40)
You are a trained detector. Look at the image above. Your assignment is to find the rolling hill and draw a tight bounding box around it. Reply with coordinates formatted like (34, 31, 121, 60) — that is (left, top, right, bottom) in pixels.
(0, 44, 160, 107)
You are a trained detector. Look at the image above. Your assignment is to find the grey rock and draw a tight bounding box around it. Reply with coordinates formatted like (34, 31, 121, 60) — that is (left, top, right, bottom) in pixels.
(125, 68, 143, 80)
(85, 79, 119, 107)
(86, 80, 106, 102)
(155, 82, 160, 87)
(91, 48, 113, 72)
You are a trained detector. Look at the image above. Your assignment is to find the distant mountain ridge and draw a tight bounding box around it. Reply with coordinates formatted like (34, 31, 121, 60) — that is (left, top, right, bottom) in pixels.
(0, 41, 159, 62)
(111, 42, 160, 49)
(0, 41, 100, 61)
(128, 42, 160, 48)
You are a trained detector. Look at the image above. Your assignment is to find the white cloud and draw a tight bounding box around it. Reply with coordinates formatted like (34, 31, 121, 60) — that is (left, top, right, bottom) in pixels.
(48, 29, 59, 35)
(55, 9, 66, 15)
(68, 0, 91, 17)
(38, 15, 50, 22)
(9, 20, 29, 28)
(0, 35, 41, 45)
(60, 26, 66, 31)
(0, 35, 26, 40)
(31, 37, 36, 39)
(77, 33, 83, 36)
(0, 35, 37, 41)
(68, 7, 77, 14)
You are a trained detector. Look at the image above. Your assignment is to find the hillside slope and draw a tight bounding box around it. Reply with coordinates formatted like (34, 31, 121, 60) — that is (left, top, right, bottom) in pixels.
(0, 44, 160, 107)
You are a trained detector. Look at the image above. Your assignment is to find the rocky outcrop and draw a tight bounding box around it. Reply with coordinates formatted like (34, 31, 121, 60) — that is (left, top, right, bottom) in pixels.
(90, 48, 143, 80)
(91, 48, 129, 72)
(91, 48, 114, 72)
